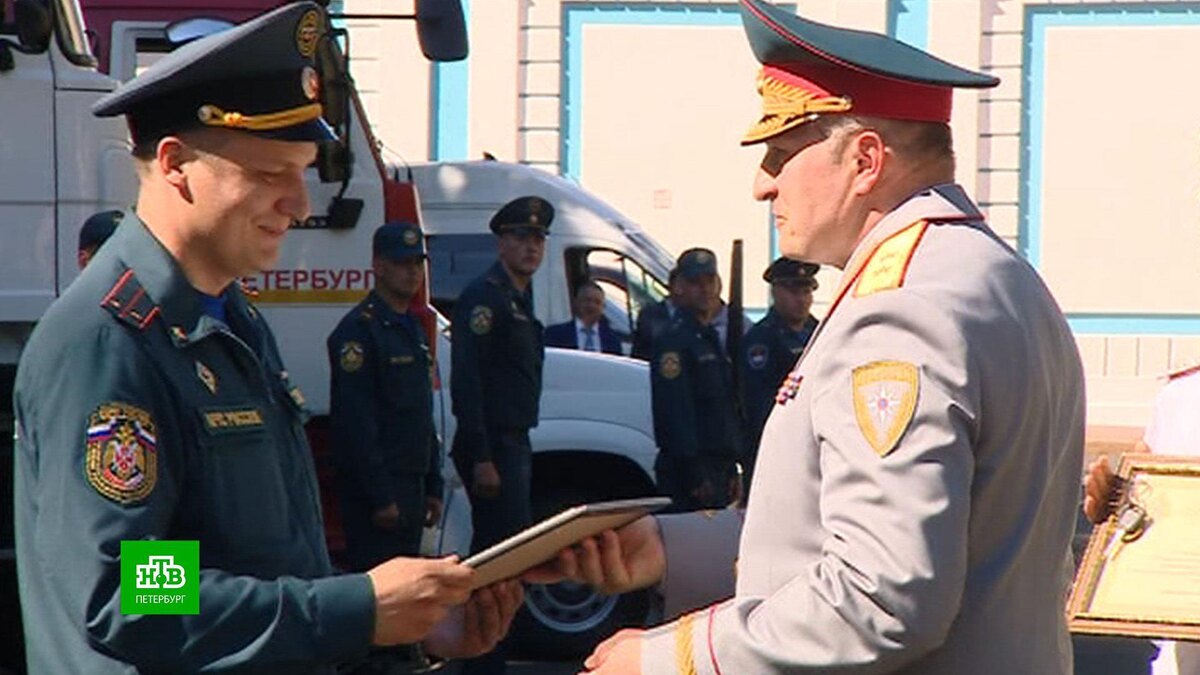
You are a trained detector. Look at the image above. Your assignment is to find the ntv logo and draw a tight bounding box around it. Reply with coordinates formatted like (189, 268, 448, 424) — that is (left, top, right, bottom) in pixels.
(135, 555, 187, 589)
(121, 540, 198, 614)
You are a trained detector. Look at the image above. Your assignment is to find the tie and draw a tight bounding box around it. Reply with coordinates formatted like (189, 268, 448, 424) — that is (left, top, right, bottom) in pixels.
(583, 326, 597, 351)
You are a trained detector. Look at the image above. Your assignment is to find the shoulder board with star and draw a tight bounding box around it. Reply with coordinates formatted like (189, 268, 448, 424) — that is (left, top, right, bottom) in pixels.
(855, 220, 929, 298)
(1166, 362, 1200, 381)
(100, 268, 161, 331)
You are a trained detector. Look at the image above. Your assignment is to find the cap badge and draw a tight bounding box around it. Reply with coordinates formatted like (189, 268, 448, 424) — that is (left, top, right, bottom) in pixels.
(403, 228, 420, 246)
(296, 9, 321, 58)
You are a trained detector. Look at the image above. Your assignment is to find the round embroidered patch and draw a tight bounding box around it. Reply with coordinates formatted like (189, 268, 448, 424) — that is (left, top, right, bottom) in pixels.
(470, 305, 493, 335)
(659, 352, 682, 380)
(403, 228, 420, 246)
(301, 65, 320, 101)
(85, 402, 158, 504)
(340, 341, 365, 373)
(747, 343, 769, 370)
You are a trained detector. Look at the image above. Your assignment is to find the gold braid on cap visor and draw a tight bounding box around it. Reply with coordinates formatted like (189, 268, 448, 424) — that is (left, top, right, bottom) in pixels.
(197, 102, 324, 131)
(742, 69, 853, 145)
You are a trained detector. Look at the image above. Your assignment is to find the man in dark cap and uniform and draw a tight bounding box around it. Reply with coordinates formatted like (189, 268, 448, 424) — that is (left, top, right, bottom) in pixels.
(739, 256, 819, 490)
(650, 247, 744, 512)
(12, 5, 520, 673)
(77, 209, 124, 269)
(450, 195, 551, 675)
(537, 1, 1085, 673)
(328, 222, 443, 570)
(631, 266, 680, 361)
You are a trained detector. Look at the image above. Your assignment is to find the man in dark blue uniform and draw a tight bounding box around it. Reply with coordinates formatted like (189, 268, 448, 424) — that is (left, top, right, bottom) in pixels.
(328, 222, 443, 570)
(12, 5, 519, 673)
(77, 209, 123, 269)
(631, 267, 679, 360)
(650, 248, 744, 512)
(739, 257, 819, 493)
(450, 196, 550, 675)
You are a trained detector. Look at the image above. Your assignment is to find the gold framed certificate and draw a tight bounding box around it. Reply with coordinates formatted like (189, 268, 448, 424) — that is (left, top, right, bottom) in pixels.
(1068, 454, 1200, 640)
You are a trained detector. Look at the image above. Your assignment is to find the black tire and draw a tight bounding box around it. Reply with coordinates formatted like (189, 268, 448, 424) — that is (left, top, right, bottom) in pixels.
(508, 484, 653, 660)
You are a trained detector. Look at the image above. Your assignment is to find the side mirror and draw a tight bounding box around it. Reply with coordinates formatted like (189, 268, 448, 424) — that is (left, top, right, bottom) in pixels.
(14, 0, 52, 53)
(317, 140, 351, 184)
(164, 17, 235, 47)
(414, 0, 468, 62)
(316, 32, 349, 128)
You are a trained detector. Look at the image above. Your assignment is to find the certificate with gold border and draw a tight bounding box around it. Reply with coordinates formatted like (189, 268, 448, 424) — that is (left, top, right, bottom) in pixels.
(1068, 454, 1200, 640)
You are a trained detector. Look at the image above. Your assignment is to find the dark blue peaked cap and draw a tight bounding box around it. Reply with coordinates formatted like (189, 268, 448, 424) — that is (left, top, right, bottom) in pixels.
(738, 0, 998, 144)
(93, 2, 334, 143)
(489, 196, 554, 235)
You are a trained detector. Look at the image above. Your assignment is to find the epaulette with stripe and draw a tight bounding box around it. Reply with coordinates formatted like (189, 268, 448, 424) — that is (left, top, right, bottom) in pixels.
(101, 269, 161, 331)
(854, 220, 929, 297)
(1167, 362, 1200, 381)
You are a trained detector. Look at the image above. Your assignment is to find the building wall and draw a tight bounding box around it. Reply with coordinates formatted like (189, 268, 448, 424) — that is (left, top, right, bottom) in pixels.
(341, 0, 1200, 431)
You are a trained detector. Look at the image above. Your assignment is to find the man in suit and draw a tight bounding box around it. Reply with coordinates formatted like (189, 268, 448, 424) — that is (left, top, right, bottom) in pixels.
(536, 2, 1085, 674)
(543, 280, 622, 354)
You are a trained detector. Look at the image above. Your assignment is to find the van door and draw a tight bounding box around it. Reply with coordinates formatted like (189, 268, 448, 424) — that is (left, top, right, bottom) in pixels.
(0, 14, 57, 322)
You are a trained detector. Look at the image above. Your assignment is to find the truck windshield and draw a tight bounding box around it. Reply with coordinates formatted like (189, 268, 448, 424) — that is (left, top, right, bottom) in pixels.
(55, 0, 94, 66)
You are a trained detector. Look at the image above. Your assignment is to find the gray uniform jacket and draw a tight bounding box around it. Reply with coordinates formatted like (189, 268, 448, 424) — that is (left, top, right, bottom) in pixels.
(642, 184, 1085, 675)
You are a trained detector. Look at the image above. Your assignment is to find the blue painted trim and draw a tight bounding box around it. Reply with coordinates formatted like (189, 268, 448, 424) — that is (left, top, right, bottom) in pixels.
(561, 4, 781, 263)
(887, 0, 928, 49)
(431, 0, 470, 160)
(1066, 315, 1200, 336)
(561, 4, 747, 181)
(1022, 4, 1200, 335)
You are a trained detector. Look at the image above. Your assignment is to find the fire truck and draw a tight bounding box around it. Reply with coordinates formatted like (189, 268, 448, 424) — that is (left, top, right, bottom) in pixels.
(0, 0, 698, 668)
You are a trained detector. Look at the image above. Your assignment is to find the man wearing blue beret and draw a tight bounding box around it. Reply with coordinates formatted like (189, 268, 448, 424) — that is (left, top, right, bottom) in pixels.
(13, 4, 520, 673)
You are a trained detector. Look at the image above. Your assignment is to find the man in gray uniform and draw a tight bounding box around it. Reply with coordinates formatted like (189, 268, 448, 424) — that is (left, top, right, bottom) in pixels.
(536, 2, 1085, 674)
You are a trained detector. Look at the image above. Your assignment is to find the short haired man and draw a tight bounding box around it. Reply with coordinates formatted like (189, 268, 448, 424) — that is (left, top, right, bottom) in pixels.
(739, 256, 819, 491)
(450, 195, 551, 675)
(77, 209, 123, 269)
(650, 247, 744, 512)
(13, 5, 519, 672)
(543, 280, 621, 354)
(328, 222, 444, 569)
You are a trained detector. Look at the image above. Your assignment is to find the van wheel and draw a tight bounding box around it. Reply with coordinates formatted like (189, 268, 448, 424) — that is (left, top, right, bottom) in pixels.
(509, 485, 652, 659)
